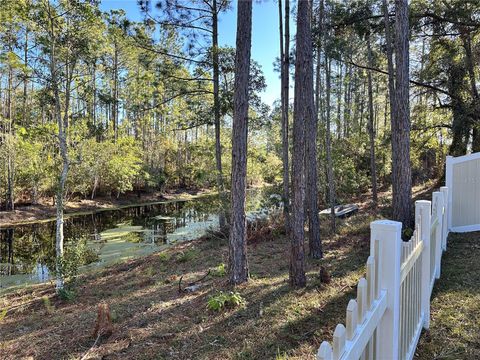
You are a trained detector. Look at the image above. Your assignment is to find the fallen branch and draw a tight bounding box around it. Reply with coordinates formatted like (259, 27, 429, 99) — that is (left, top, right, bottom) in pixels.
(178, 270, 211, 293)
(80, 333, 101, 360)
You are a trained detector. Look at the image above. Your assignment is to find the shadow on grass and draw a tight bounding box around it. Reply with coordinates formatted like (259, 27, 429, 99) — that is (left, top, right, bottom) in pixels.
(0, 214, 373, 360)
(415, 232, 480, 360)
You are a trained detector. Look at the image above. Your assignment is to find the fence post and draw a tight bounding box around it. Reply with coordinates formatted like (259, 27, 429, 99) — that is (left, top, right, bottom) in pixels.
(440, 186, 449, 250)
(432, 191, 444, 279)
(370, 220, 402, 359)
(416, 200, 431, 329)
(445, 156, 453, 231)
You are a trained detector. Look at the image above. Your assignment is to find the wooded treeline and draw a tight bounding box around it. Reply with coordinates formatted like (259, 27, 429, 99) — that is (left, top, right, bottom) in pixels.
(228, 0, 479, 287)
(0, 0, 275, 212)
(1, 0, 479, 290)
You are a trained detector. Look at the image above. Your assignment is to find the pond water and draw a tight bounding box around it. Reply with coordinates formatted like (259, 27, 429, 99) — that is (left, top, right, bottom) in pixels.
(0, 189, 275, 293)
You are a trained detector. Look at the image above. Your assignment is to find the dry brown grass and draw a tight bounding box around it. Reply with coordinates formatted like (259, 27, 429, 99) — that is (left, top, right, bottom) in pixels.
(2, 183, 475, 360)
(0, 213, 371, 360)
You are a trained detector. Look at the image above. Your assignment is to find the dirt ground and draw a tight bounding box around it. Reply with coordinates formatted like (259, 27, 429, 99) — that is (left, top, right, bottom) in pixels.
(2, 183, 467, 360)
(0, 211, 376, 359)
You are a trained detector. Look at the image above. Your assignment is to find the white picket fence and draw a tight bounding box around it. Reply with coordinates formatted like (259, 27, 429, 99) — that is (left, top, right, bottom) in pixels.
(317, 186, 449, 360)
(446, 152, 480, 232)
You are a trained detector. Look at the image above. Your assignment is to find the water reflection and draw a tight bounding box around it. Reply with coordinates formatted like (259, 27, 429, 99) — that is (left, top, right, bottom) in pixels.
(0, 190, 268, 291)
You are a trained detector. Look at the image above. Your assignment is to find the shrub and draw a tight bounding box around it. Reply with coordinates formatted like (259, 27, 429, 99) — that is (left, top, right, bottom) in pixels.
(57, 238, 99, 290)
(211, 263, 226, 277)
(176, 249, 198, 263)
(207, 291, 245, 311)
(57, 288, 76, 301)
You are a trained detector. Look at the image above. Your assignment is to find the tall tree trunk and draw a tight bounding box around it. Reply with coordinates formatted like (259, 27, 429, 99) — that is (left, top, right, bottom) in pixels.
(343, 64, 353, 137)
(367, 36, 378, 209)
(325, 57, 336, 233)
(6, 51, 14, 212)
(336, 62, 343, 139)
(113, 41, 119, 142)
(382, 0, 397, 122)
(279, 0, 291, 232)
(305, 7, 322, 259)
(23, 26, 29, 126)
(212, 0, 227, 229)
(461, 33, 480, 152)
(47, 3, 73, 291)
(392, 0, 412, 228)
(229, 0, 252, 285)
(290, 0, 313, 287)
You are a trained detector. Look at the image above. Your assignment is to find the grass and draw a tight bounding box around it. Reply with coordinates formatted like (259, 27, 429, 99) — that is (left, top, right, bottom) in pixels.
(1, 183, 476, 360)
(415, 231, 480, 359)
(0, 212, 372, 360)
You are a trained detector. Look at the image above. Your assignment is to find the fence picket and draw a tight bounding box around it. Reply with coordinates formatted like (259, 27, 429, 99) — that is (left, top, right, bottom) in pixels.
(316, 188, 450, 360)
(333, 324, 346, 360)
(346, 299, 358, 340)
(357, 278, 367, 324)
(366, 256, 375, 308)
(317, 341, 333, 360)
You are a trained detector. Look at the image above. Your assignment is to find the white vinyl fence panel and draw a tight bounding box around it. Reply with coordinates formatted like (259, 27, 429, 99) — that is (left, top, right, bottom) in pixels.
(446, 153, 480, 232)
(317, 189, 449, 360)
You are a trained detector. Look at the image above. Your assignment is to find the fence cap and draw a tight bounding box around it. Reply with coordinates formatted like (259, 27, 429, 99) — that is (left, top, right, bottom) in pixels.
(370, 219, 402, 232)
(415, 200, 431, 206)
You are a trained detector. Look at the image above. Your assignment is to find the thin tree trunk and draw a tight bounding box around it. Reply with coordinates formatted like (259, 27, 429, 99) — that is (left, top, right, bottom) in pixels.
(336, 62, 343, 139)
(367, 36, 378, 209)
(290, 0, 313, 287)
(212, 0, 227, 229)
(47, 2, 74, 291)
(113, 42, 119, 142)
(345, 64, 353, 137)
(325, 57, 336, 233)
(306, 5, 322, 259)
(280, 0, 291, 232)
(6, 48, 14, 211)
(228, 0, 252, 285)
(382, 0, 397, 121)
(49, 15, 66, 291)
(462, 33, 480, 152)
(392, 0, 412, 228)
(23, 26, 29, 126)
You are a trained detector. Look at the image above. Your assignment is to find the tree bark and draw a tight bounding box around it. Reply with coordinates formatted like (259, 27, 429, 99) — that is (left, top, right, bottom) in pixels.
(367, 36, 378, 209)
(382, 0, 397, 122)
(461, 32, 480, 153)
(290, 0, 313, 287)
(6, 55, 14, 211)
(212, 0, 227, 229)
(228, 0, 252, 285)
(325, 57, 336, 233)
(112, 40, 119, 142)
(279, 0, 291, 232)
(392, 0, 412, 228)
(336, 62, 343, 139)
(305, 5, 322, 259)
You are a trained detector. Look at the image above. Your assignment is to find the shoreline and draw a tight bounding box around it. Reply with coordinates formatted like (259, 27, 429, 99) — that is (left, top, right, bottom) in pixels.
(0, 188, 216, 228)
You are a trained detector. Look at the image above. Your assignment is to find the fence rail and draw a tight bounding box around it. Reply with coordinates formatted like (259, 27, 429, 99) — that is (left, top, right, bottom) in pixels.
(317, 187, 448, 360)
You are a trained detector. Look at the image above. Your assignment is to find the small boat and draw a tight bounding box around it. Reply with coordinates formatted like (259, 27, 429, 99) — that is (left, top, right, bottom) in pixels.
(319, 204, 359, 219)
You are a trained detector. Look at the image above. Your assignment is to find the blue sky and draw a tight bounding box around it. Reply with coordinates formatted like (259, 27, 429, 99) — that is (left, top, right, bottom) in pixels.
(99, 0, 293, 107)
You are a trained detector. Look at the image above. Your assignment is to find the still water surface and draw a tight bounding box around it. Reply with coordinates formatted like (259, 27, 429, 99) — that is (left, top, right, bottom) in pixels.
(0, 190, 271, 292)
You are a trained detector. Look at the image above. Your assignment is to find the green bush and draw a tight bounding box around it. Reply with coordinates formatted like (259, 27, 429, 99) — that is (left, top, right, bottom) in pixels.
(176, 249, 198, 263)
(211, 263, 226, 277)
(207, 291, 245, 311)
(57, 288, 76, 301)
(57, 238, 99, 289)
